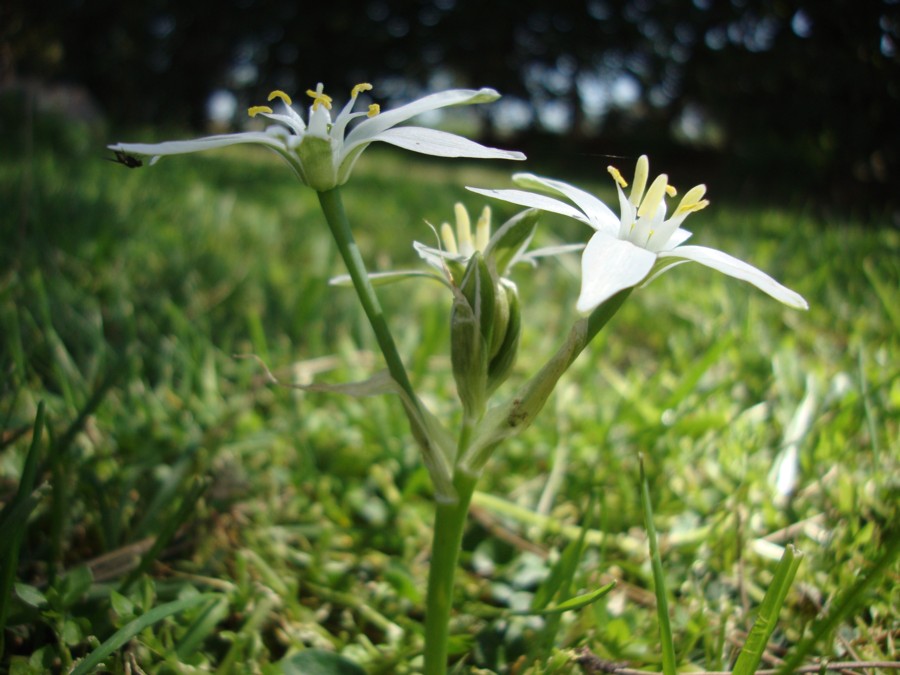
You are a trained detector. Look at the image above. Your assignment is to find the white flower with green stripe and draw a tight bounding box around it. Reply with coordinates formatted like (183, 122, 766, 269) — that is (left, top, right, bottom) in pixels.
(470, 155, 808, 313)
(109, 83, 524, 191)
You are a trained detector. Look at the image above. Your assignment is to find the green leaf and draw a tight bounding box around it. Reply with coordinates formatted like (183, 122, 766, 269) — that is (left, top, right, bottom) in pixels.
(175, 596, 229, 659)
(775, 530, 900, 675)
(640, 455, 677, 675)
(1, 402, 45, 659)
(515, 581, 616, 616)
(330, 269, 446, 288)
(733, 544, 803, 675)
(69, 593, 219, 675)
(59, 565, 93, 609)
(109, 591, 135, 619)
(14, 583, 48, 609)
(277, 650, 366, 675)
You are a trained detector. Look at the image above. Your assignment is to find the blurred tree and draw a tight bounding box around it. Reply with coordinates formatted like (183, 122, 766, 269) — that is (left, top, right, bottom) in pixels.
(3, 0, 897, 212)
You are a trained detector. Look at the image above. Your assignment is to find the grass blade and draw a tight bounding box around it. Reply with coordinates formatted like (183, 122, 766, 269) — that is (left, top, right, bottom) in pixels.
(515, 581, 616, 616)
(175, 595, 229, 659)
(0, 402, 45, 660)
(119, 476, 209, 593)
(639, 454, 677, 675)
(775, 529, 900, 675)
(732, 544, 803, 675)
(70, 593, 219, 675)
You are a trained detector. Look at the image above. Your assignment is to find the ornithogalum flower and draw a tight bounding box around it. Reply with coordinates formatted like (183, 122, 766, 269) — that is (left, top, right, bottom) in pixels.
(109, 83, 525, 191)
(470, 155, 808, 313)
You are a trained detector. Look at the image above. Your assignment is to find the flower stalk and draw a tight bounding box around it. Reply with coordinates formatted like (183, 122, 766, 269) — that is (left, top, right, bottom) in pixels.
(317, 188, 417, 401)
(422, 469, 479, 675)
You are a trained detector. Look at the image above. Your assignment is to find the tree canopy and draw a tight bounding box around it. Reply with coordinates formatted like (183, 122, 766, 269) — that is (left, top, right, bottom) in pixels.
(4, 0, 898, 213)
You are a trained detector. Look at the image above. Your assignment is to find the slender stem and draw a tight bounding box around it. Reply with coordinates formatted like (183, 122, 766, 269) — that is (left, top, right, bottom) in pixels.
(316, 187, 417, 402)
(423, 470, 479, 675)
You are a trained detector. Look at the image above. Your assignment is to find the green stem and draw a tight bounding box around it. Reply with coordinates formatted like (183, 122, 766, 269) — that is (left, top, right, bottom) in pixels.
(423, 470, 478, 675)
(316, 188, 417, 402)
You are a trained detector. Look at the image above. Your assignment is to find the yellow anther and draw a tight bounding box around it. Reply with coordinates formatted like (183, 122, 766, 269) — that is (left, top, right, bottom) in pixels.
(665, 184, 677, 198)
(367, 103, 380, 118)
(267, 90, 293, 106)
(441, 222, 458, 255)
(247, 105, 273, 118)
(352, 83, 373, 98)
(607, 165, 628, 189)
(306, 85, 333, 110)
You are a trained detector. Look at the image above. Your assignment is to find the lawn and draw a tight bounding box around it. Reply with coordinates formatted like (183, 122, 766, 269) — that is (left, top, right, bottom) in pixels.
(1, 122, 897, 673)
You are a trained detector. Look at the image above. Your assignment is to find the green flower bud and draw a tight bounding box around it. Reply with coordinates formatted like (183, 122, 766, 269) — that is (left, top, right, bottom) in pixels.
(487, 279, 521, 393)
(450, 252, 495, 420)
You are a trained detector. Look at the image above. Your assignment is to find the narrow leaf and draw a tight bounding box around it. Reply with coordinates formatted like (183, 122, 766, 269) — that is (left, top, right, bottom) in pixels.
(733, 544, 803, 675)
(0, 402, 45, 659)
(775, 529, 900, 675)
(640, 455, 677, 675)
(515, 581, 616, 616)
(278, 649, 367, 675)
(70, 593, 219, 675)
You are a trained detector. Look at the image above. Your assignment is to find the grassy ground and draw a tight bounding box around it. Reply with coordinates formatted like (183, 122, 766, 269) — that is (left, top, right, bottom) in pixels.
(1, 123, 898, 674)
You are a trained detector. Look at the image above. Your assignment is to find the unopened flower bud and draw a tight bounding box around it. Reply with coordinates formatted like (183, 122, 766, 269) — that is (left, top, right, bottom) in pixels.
(450, 252, 495, 420)
(487, 279, 521, 393)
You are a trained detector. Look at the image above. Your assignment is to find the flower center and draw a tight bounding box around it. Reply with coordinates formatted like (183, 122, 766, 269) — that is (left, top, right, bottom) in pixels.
(306, 84, 333, 111)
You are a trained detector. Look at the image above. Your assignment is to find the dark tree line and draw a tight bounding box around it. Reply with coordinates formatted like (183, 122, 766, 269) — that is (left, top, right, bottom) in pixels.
(3, 0, 898, 213)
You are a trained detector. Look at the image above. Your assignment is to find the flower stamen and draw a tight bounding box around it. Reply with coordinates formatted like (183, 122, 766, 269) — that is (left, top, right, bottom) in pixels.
(630, 155, 649, 206)
(351, 83, 373, 98)
(674, 184, 710, 216)
(367, 104, 380, 118)
(306, 84, 333, 110)
(608, 165, 628, 189)
(248, 105, 273, 118)
(267, 90, 293, 106)
(455, 203, 474, 255)
(441, 222, 458, 255)
(637, 174, 669, 218)
(474, 206, 491, 252)
(665, 184, 677, 198)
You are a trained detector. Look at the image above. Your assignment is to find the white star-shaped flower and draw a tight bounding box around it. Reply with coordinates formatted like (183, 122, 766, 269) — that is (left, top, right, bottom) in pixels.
(110, 83, 524, 191)
(470, 155, 808, 313)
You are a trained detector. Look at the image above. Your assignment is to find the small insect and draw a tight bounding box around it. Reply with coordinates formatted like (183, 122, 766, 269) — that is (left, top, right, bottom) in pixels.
(106, 150, 143, 168)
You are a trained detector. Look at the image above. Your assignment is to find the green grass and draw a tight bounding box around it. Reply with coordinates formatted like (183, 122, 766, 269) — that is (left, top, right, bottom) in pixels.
(1, 124, 898, 674)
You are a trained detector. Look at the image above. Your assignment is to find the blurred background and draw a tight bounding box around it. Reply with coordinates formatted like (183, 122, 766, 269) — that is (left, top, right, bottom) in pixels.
(2, 0, 898, 217)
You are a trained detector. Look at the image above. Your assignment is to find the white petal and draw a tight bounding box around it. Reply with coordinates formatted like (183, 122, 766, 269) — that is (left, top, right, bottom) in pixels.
(345, 88, 500, 145)
(577, 233, 657, 313)
(512, 173, 619, 233)
(109, 131, 285, 158)
(254, 110, 305, 135)
(661, 227, 692, 249)
(371, 126, 525, 160)
(467, 188, 593, 227)
(660, 245, 809, 309)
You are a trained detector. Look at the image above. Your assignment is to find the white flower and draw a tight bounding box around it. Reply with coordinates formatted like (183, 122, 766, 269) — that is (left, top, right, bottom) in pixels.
(469, 155, 808, 313)
(109, 83, 525, 191)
